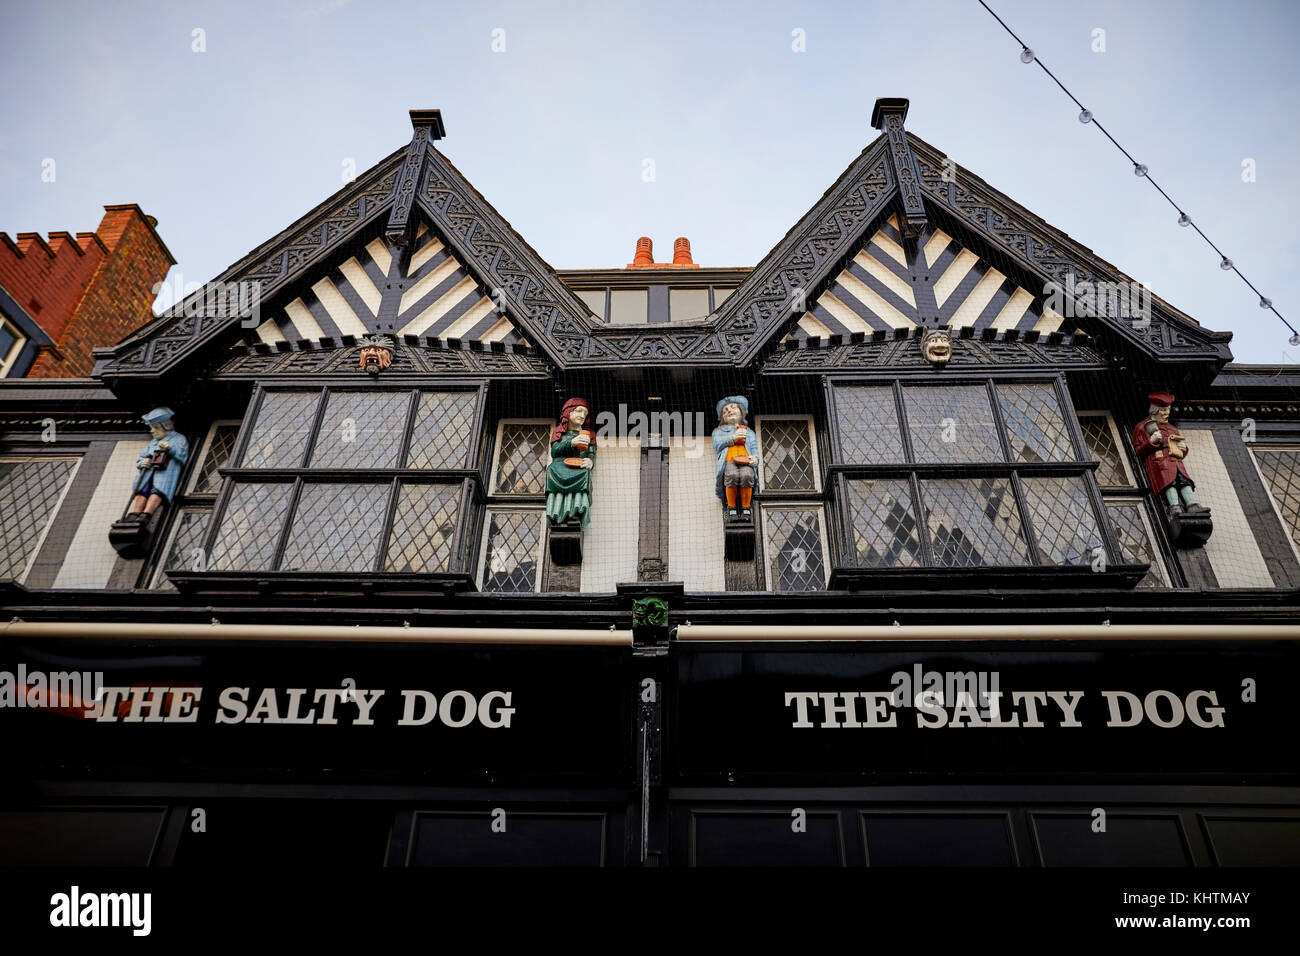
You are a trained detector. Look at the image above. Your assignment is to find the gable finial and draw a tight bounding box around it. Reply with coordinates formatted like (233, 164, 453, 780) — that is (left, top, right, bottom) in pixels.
(871, 97, 928, 239)
(385, 110, 444, 247)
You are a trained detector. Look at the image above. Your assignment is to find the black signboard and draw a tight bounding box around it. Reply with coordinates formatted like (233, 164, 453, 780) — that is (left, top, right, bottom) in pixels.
(670, 643, 1300, 783)
(0, 640, 633, 785)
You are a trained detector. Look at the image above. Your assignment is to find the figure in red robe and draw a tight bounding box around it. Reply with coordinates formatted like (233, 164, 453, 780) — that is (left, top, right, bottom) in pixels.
(1131, 391, 1203, 513)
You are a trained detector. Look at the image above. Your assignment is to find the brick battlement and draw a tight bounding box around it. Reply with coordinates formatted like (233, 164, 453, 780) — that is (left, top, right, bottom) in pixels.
(0, 204, 174, 377)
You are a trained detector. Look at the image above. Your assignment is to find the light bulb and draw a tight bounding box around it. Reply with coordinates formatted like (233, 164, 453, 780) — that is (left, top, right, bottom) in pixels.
(1079, 109, 1093, 123)
(1220, 257, 1233, 270)
(1290, 332, 1300, 347)
(1133, 164, 1147, 177)
(1177, 213, 1191, 227)
(1260, 297, 1273, 309)
(1020, 48, 1035, 63)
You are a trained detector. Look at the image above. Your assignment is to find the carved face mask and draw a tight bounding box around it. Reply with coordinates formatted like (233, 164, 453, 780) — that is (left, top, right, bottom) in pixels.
(921, 328, 952, 366)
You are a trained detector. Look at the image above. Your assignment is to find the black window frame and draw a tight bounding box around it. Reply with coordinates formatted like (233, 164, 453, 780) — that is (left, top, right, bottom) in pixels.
(823, 372, 1133, 582)
(189, 381, 486, 583)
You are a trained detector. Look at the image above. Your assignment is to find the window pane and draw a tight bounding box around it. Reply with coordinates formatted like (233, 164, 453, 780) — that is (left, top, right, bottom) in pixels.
(1253, 449, 1300, 552)
(835, 386, 905, 464)
(209, 482, 293, 571)
(997, 384, 1075, 462)
(904, 385, 1003, 464)
(192, 424, 241, 494)
(608, 289, 647, 325)
(669, 288, 710, 322)
(0, 458, 77, 580)
(921, 477, 1028, 567)
(763, 508, 826, 591)
(386, 483, 461, 572)
(153, 509, 211, 590)
(1020, 475, 1103, 566)
(1106, 499, 1169, 588)
(1080, 415, 1131, 487)
(406, 392, 477, 470)
(481, 511, 541, 592)
(759, 419, 817, 492)
(309, 391, 409, 469)
(843, 478, 922, 567)
(575, 289, 606, 319)
(280, 482, 389, 572)
(240, 392, 320, 468)
(494, 423, 550, 495)
(712, 287, 735, 306)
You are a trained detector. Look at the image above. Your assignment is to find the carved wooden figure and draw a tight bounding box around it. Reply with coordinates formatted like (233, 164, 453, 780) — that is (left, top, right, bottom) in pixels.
(546, 398, 595, 565)
(713, 396, 758, 520)
(127, 407, 189, 521)
(1132, 391, 1212, 547)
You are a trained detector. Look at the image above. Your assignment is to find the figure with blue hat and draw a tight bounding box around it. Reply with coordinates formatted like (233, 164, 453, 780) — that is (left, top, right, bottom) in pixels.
(126, 407, 189, 522)
(712, 395, 758, 519)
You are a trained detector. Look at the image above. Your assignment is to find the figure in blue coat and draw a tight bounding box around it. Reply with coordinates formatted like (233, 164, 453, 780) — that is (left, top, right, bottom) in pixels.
(127, 407, 189, 522)
(712, 395, 758, 518)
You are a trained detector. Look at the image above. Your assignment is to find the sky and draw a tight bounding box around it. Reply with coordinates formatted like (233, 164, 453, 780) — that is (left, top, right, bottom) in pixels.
(1, 0, 1298, 363)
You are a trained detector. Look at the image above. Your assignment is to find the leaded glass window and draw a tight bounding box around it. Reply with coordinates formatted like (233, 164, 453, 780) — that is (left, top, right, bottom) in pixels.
(1079, 414, 1132, 487)
(997, 384, 1075, 463)
(0, 457, 78, 581)
(280, 482, 390, 572)
(921, 477, 1029, 567)
(152, 509, 212, 589)
(1254, 448, 1300, 555)
(1020, 475, 1103, 565)
(208, 482, 294, 571)
(835, 385, 905, 464)
(762, 507, 827, 591)
(757, 417, 818, 492)
(407, 391, 477, 469)
(493, 422, 550, 495)
(903, 384, 1004, 464)
(386, 483, 461, 572)
(1105, 499, 1169, 588)
(843, 478, 921, 567)
(240, 391, 320, 468)
(189, 422, 241, 495)
(308, 391, 409, 469)
(481, 510, 543, 592)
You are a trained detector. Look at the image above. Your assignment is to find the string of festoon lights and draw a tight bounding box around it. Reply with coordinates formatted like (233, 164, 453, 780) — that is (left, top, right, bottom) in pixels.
(977, 0, 1296, 344)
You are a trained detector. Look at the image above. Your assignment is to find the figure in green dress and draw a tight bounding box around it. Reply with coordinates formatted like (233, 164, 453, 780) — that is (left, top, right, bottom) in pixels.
(546, 397, 595, 528)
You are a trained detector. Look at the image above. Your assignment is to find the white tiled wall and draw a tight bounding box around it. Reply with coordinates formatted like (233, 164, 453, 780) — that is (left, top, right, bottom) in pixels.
(667, 436, 725, 591)
(54, 440, 147, 589)
(1181, 428, 1274, 588)
(579, 439, 640, 592)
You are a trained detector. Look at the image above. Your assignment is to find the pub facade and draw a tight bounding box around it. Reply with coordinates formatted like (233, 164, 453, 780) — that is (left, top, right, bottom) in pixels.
(1, 100, 1298, 867)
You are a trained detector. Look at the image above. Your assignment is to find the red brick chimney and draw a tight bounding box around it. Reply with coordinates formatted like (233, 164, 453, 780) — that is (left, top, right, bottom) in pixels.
(0, 204, 174, 377)
(629, 237, 655, 268)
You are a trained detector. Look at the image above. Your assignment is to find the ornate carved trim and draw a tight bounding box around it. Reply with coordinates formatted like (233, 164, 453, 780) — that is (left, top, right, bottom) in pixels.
(872, 99, 928, 238)
(210, 337, 549, 379)
(760, 328, 1108, 373)
(386, 112, 443, 246)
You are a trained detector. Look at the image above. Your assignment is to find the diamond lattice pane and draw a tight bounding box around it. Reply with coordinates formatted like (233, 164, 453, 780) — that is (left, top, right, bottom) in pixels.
(1020, 475, 1103, 566)
(843, 478, 922, 567)
(1079, 415, 1131, 487)
(1106, 498, 1168, 587)
(0, 458, 77, 580)
(407, 391, 478, 469)
(920, 477, 1029, 567)
(760, 418, 816, 491)
(281, 482, 390, 572)
(494, 424, 550, 495)
(834, 386, 905, 464)
(209, 482, 293, 571)
(763, 508, 827, 591)
(481, 511, 542, 592)
(386, 482, 461, 572)
(240, 392, 321, 468)
(1254, 449, 1300, 552)
(903, 385, 1003, 464)
(997, 384, 1075, 463)
(154, 509, 211, 590)
(193, 424, 241, 494)
(309, 391, 409, 469)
